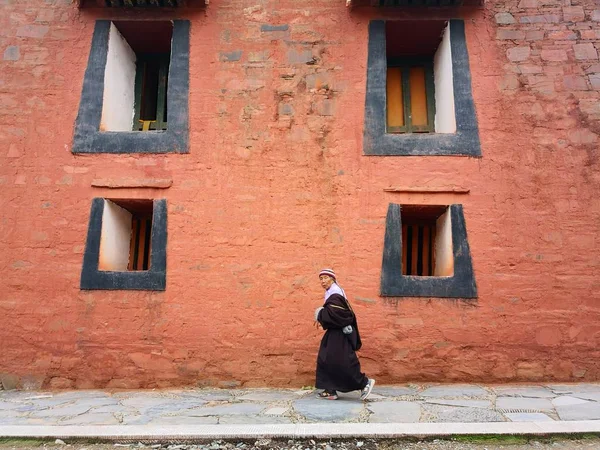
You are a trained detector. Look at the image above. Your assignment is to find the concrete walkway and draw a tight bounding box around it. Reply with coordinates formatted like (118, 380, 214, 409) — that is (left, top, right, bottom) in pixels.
(1, 383, 600, 439)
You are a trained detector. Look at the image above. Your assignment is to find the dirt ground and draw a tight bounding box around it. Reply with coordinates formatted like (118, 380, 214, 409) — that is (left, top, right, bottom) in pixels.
(1, 436, 600, 450)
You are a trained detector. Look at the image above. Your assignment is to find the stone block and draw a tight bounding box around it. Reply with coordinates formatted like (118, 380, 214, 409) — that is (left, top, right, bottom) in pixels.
(526, 31, 545, 40)
(16, 25, 49, 39)
(519, 14, 560, 23)
(500, 74, 521, 90)
(288, 49, 315, 65)
(552, 396, 590, 406)
(507, 46, 531, 62)
(580, 30, 600, 40)
(3, 46, 20, 61)
(495, 13, 516, 24)
(261, 24, 289, 32)
(568, 128, 598, 144)
(589, 73, 600, 89)
(563, 6, 585, 22)
(573, 43, 598, 60)
(305, 73, 332, 90)
(0, 374, 19, 390)
(593, 10, 600, 21)
(278, 102, 294, 116)
(312, 99, 335, 116)
(293, 397, 363, 422)
(497, 30, 525, 40)
(220, 50, 243, 62)
(367, 401, 421, 423)
(518, 0, 537, 7)
(420, 385, 489, 397)
(563, 75, 589, 90)
(556, 402, 600, 420)
(493, 386, 555, 398)
(541, 49, 568, 61)
(548, 30, 577, 40)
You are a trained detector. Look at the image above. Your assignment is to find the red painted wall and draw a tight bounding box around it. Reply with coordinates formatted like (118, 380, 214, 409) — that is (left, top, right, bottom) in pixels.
(1, 0, 599, 389)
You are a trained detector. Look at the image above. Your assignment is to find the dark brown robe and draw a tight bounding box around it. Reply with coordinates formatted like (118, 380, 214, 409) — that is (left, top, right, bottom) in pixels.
(315, 293, 368, 393)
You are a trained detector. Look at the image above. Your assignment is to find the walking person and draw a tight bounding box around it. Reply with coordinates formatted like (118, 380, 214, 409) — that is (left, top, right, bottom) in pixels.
(314, 268, 375, 400)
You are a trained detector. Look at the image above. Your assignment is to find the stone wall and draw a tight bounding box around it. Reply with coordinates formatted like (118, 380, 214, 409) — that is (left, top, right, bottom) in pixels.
(0, 0, 599, 389)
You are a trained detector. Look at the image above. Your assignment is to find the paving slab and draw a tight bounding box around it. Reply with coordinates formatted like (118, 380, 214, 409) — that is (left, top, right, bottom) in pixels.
(553, 396, 590, 407)
(548, 384, 600, 394)
(237, 390, 299, 402)
(59, 413, 120, 425)
(371, 386, 418, 397)
(493, 386, 555, 398)
(367, 401, 421, 423)
(27, 403, 92, 418)
(422, 404, 507, 423)
(556, 402, 600, 420)
(572, 392, 600, 402)
(178, 391, 233, 402)
(505, 412, 554, 422)
(293, 397, 363, 422)
(264, 407, 289, 415)
(420, 385, 489, 398)
(496, 397, 555, 412)
(174, 403, 264, 417)
(424, 399, 492, 409)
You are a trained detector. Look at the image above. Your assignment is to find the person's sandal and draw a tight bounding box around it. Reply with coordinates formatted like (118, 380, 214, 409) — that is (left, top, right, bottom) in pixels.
(316, 390, 338, 400)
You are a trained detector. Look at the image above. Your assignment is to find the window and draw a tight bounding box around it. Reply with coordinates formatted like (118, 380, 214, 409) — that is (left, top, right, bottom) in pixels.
(363, 20, 481, 156)
(380, 203, 477, 298)
(400, 205, 452, 276)
(134, 55, 169, 131)
(100, 21, 172, 133)
(387, 62, 435, 133)
(81, 198, 167, 290)
(72, 20, 189, 153)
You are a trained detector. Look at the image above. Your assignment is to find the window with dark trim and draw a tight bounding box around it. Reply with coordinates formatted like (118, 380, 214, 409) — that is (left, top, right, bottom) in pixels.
(380, 203, 477, 298)
(80, 198, 167, 291)
(72, 20, 189, 154)
(364, 19, 481, 156)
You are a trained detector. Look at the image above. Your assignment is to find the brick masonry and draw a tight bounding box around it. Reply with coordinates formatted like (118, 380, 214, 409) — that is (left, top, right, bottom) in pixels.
(0, 0, 599, 389)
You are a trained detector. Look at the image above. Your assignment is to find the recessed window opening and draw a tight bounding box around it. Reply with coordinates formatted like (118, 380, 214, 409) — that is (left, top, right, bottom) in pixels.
(385, 21, 455, 134)
(100, 21, 173, 132)
(98, 199, 153, 272)
(401, 205, 453, 277)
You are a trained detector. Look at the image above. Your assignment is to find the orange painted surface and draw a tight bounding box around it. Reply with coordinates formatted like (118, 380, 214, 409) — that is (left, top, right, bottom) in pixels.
(386, 67, 404, 128)
(409, 67, 428, 127)
(1, 0, 600, 390)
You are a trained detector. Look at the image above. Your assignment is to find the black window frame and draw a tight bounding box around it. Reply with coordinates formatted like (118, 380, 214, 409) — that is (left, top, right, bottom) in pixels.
(364, 19, 481, 156)
(380, 203, 477, 298)
(72, 20, 189, 154)
(80, 198, 167, 291)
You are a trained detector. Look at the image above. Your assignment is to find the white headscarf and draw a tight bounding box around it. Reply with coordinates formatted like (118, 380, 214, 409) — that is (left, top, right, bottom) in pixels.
(324, 282, 347, 301)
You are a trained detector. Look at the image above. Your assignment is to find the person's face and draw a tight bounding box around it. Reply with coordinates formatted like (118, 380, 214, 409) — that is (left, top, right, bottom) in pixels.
(319, 275, 335, 290)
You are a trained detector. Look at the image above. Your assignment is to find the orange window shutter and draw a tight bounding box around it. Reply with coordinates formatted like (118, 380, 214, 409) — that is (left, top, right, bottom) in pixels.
(386, 67, 404, 128)
(401, 223, 408, 275)
(409, 67, 428, 127)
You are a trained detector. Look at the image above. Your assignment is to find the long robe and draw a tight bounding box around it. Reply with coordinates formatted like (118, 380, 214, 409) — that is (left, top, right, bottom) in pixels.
(315, 293, 368, 393)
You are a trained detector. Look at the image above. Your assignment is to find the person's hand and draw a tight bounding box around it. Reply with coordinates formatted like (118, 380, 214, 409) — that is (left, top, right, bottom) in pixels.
(314, 306, 324, 322)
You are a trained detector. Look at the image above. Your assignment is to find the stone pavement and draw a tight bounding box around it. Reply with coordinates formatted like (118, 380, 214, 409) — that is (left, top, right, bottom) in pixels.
(1, 383, 600, 439)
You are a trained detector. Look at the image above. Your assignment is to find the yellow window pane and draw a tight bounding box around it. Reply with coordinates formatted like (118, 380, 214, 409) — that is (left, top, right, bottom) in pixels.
(386, 67, 404, 128)
(409, 67, 428, 127)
